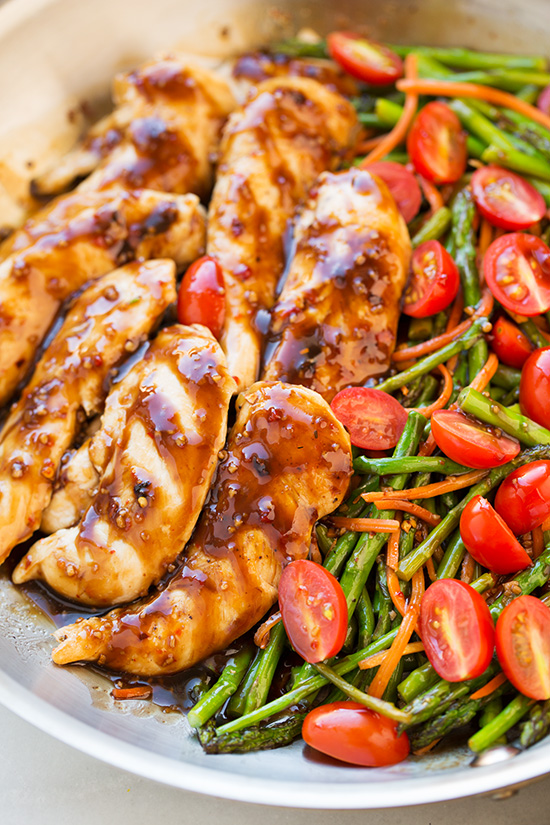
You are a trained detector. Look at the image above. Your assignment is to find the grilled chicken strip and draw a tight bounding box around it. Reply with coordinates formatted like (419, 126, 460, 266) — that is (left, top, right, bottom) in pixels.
(0, 259, 176, 565)
(32, 58, 235, 199)
(232, 51, 358, 96)
(262, 168, 411, 401)
(207, 77, 358, 390)
(52, 381, 352, 675)
(0, 188, 205, 407)
(15, 326, 236, 606)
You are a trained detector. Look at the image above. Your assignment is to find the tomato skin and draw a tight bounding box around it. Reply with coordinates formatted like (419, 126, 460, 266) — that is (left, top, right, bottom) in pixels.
(431, 409, 520, 469)
(519, 347, 550, 429)
(419, 579, 495, 682)
(407, 102, 467, 184)
(177, 256, 225, 339)
(471, 166, 546, 231)
(330, 387, 408, 450)
(490, 316, 533, 369)
(278, 560, 347, 664)
(403, 240, 460, 318)
(460, 495, 532, 575)
(303, 702, 410, 767)
(327, 32, 403, 85)
(484, 233, 550, 317)
(495, 461, 550, 536)
(364, 161, 422, 223)
(496, 595, 550, 700)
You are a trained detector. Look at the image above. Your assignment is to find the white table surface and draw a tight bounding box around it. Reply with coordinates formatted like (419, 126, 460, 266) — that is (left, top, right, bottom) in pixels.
(1, 702, 549, 825)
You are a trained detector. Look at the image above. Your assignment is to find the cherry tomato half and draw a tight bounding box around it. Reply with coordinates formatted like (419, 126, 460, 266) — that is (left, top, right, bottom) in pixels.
(520, 347, 550, 429)
(495, 460, 550, 535)
(490, 316, 533, 369)
(496, 595, 550, 700)
(483, 233, 550, 317)
(419, 579, 495, 682)
(302, 702, 410, 767)
(177, 255, 225, 339)
(278, 560, 347, 664)
(364, 162, 422, 223)
(402, 240, 460, 318)
(330, 387, 408, 450)
(327, 32, 403, 85)
(471, 166, 546, 231)
(407, 102, 467, 185)
(460, 495, 531, 575)
(431, 409, 520, 469)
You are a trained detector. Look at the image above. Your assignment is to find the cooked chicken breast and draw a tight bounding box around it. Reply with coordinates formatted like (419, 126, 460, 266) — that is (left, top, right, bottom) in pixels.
(31, 58, 235, 199)
(262, 168, 411, 401)
(0, 259, 176, 564)
(52, 381, 352, 675)
(41, 437, 103, 535)
(15, 326, 236, 606)
(0, 188, 205, 407)
(232, 51, 358, 97)
(207, 77, 359, 391)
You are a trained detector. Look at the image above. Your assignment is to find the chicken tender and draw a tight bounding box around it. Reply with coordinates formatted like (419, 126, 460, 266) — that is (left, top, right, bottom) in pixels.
(52, 381, 352, 675)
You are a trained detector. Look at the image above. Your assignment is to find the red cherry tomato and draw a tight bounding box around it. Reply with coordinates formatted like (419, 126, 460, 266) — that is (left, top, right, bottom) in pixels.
(490, 316, 533, 369)
(407, 102, 467, 184)
(330, 387, 408, 450)
(177, 255, 225, 339)
(520, 347, 550, 429)
(537, 85, 550, 116)
(471, 166, 546, 231)
(431, 409, 520, 469)
(327, 32, 403, 86)
(496, 595, 550, 700)
(419, 579, 495, 682)
(402, 240, 460, 318)
(302, 702, 410, 767)
(460, 495, 531, 575)
(484, 233, 550, 317)
(278, 560, 347, 664)
(495, 461, 550, 535)
(364, 162, 422, 223)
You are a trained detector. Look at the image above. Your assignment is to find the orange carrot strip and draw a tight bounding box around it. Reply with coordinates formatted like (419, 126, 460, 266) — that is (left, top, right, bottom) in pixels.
(368, 569, 425, 698)
(460, 551, 475, 584)
(373, 499, 442, 526)
(470, 672, 508, 701)
(362, 469, 488, 502)
(387, 522, 402, 571)
(357, 134, 385, 154)
(532, 526, 545, 560)
(418, 175, 444, 213)
(416, 364, 454, 418)
(111, 686, 152, 701)
(413, 739, 442, 756)
(392, 318, 472, 362)
(478, 219, 493, 272)
(358, 641, 425, 670)
(360, 54, 418, 164)
(387, 568, 407, 618)
(469, 352, 499, 392)
(254, 611, 282, 649)
(396, 78, 550, 132)
(446, 290, 465, 334)
(418, 431, 437, 457)
(330, 517, 400, 533)
(426, 556, 437, 582)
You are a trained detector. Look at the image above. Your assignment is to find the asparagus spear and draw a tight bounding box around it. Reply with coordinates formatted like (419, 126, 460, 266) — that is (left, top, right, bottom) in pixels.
(357, 587, 375, 649)
(482, 143, 550, 181)
(480, 696, 507, 747)
(468, 694, 534, 752)
(411, 207, 452, 248)
(520, 699, 550, 748)
(198, 709, 309, 754)
(271, 38, 328, 58)
(372, 560, 392, 640)
(409, 687, 507, 751)
(520, 318, 549, 350)
(436, 530, 467, 580)
(354, 456, 471, 476)
(458, 387, 550, 446)
(314, 662, 410, 723)
(243, 622, 286, 714)
(388, 45, 547, 72)
(398, 661, 440, 704)
(187, 647, 254, 728)
(492, 364, 522, 390)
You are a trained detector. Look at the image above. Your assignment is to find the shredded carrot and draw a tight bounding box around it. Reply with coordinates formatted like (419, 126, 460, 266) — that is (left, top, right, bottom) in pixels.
(413, 739, 442, 756)
(532, 525, 545, 560)
(358, 641, 425, 670)
(368, 569, 425, 698)
(360, 54, 419, 164)
(392, 318, 473, 362)
(478, 219, 493, 271)
(470, 672, 508, 701)
(330, 516, 401, 533)
(460, 551, 475, 584)
(446, 290, 465, 334)
(387, 518, 402, 571)
(426, 556, 437, 582)
(362, 469, 488, 502)
(373, 499, 441, 526)
(396, 78, 550, 132)
(357, 134, 385, 154)
(387, 568, 407, 617)
(469, 352, 499, 392)
(418, 175, 444, 213)
(111, 686, 152, 701)
(418, 431, 437, 457)
(416, 364, 454, 418)
(254, 611, 282, 649)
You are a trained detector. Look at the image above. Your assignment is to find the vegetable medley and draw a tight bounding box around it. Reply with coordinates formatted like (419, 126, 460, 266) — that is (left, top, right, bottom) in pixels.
(189, 32, 550, 766)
